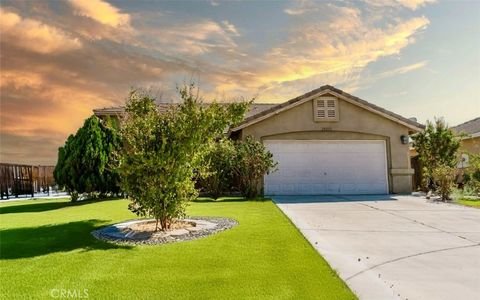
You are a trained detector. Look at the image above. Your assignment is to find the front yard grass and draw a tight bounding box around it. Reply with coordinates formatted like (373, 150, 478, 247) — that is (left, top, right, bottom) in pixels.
(456, 198, 480, 208)
(0, 197, 355, 299)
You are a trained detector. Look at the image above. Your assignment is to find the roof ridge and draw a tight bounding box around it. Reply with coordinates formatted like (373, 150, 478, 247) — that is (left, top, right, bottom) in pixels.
(231, 85, 425, 131)
(452, 116, 480, 128)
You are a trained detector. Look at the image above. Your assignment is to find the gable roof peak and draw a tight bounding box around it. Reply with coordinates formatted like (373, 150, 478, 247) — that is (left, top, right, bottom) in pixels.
(231, 84, 425, 132)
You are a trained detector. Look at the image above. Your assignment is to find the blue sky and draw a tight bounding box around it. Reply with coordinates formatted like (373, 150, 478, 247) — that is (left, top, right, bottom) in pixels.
(0, 0, 479, 164)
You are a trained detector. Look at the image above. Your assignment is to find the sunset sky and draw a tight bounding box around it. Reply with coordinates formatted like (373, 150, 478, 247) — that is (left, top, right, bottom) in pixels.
(1, 0, 479, 165)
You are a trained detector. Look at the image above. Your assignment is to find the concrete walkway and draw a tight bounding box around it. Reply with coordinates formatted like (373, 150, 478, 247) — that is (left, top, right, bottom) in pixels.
(0, 192, 69, 203)
(274, 195, 480, 300)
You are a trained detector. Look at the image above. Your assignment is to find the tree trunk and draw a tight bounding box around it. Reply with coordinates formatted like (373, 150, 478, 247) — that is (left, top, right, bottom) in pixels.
(159, 217, 168, 231)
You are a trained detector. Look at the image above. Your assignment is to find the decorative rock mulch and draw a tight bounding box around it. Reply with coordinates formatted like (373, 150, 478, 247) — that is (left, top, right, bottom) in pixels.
(92, 216, 238, 245)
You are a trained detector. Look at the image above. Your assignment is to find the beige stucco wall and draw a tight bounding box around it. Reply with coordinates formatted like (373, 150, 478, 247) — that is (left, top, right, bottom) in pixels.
(238, 93, 415, 193)
(460, 137, 480, 155)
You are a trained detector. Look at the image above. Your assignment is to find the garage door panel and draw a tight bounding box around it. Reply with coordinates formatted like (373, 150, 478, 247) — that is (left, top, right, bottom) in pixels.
(264, 140, 388, 195)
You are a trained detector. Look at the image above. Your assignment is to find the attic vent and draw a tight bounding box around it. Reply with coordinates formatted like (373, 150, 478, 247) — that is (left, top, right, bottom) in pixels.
(314, 97, 339, 122)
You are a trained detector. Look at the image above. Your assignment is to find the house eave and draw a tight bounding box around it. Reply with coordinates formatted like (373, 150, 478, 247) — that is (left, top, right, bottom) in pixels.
(231, 87, 425, 133)
(461, 132, 480, 140)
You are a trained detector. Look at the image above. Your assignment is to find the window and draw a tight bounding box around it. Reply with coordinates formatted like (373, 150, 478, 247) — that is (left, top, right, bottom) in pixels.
(314, 97, 338, 121)
(457, 153, 469, 168)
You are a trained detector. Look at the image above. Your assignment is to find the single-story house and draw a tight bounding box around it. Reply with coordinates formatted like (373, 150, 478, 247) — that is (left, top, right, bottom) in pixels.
(94, 85, 424, 195)
(452, 117, 480, 168)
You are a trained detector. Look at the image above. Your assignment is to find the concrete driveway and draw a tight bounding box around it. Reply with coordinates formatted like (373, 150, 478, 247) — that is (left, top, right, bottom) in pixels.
(274, 195, 480, 300)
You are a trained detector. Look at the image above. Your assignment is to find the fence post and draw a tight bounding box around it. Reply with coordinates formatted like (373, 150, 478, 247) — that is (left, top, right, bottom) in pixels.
(30, 166, 34, 198)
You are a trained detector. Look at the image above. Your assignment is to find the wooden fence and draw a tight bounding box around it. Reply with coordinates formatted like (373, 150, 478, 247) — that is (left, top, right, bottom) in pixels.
(0, 163, 56, 199)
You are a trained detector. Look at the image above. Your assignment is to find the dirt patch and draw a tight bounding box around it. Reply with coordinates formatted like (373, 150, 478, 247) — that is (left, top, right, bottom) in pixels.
(125, 220, 197, 233)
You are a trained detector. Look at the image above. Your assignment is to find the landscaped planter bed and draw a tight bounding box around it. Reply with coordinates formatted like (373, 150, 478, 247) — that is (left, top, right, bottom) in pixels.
(92, 216, 238, 245)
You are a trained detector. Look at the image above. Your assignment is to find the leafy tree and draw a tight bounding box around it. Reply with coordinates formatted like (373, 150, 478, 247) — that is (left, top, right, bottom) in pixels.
(118, 84, 249, 231)
(55, 134, 77, 199)
(464, 153, 480, 194)
(232, 136, 277, 198)
(198, 138, 237, 199)
(412, 118, 461, 192)
(54, 116, 121, 202)
(432, 165, 456, 201)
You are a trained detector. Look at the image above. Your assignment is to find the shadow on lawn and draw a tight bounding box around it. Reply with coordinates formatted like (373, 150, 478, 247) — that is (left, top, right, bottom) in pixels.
(0, 219, 131, 259)
(0, 198, 124, 215)
(193, 197, 250, 203)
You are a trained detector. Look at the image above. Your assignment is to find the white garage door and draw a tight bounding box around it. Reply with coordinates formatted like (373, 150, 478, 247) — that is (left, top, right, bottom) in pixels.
(264, 140, 388, 195)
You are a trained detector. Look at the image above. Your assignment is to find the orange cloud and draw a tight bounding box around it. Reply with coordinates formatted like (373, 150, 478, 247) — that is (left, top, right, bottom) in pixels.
(210, 12, 430, 100)
(68, 0, 130, 28)
(0, 8, 81, 54)
(0, 71, 114, 139)
(0, 70, 43, 90)
(0, 1, 438, 165)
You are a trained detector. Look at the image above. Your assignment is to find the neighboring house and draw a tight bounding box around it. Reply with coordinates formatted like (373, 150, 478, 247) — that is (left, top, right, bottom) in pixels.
(94, 85, 424, 195)
(452, 117, 480, 168)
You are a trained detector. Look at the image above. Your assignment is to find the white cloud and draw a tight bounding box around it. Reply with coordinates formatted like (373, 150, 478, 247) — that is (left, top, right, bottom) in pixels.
(222, 20, 240, 36)
(344, 61, 429, 92)
(379, 60, 428, 78)
(363, 0, 437, 10)
(284, 0, 321, 15)
(69, 0, 130, 27)
(144, 19, 241, 56)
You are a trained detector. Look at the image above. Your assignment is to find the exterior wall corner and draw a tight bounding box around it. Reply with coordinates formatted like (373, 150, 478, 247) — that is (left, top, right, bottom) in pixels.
(391, 174, 413, 194)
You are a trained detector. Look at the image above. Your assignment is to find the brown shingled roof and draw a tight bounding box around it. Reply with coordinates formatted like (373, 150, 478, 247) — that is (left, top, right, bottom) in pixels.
(230, 85, 425, 132)
(93, 103, 277, 119)
(93, 85, 425, 132)
(452, 117, 480, 135)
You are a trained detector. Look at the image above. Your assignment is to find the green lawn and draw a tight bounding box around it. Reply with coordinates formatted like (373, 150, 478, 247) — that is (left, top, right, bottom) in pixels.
(0, 197, 355, 299)
(456, 198, 480, 208)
